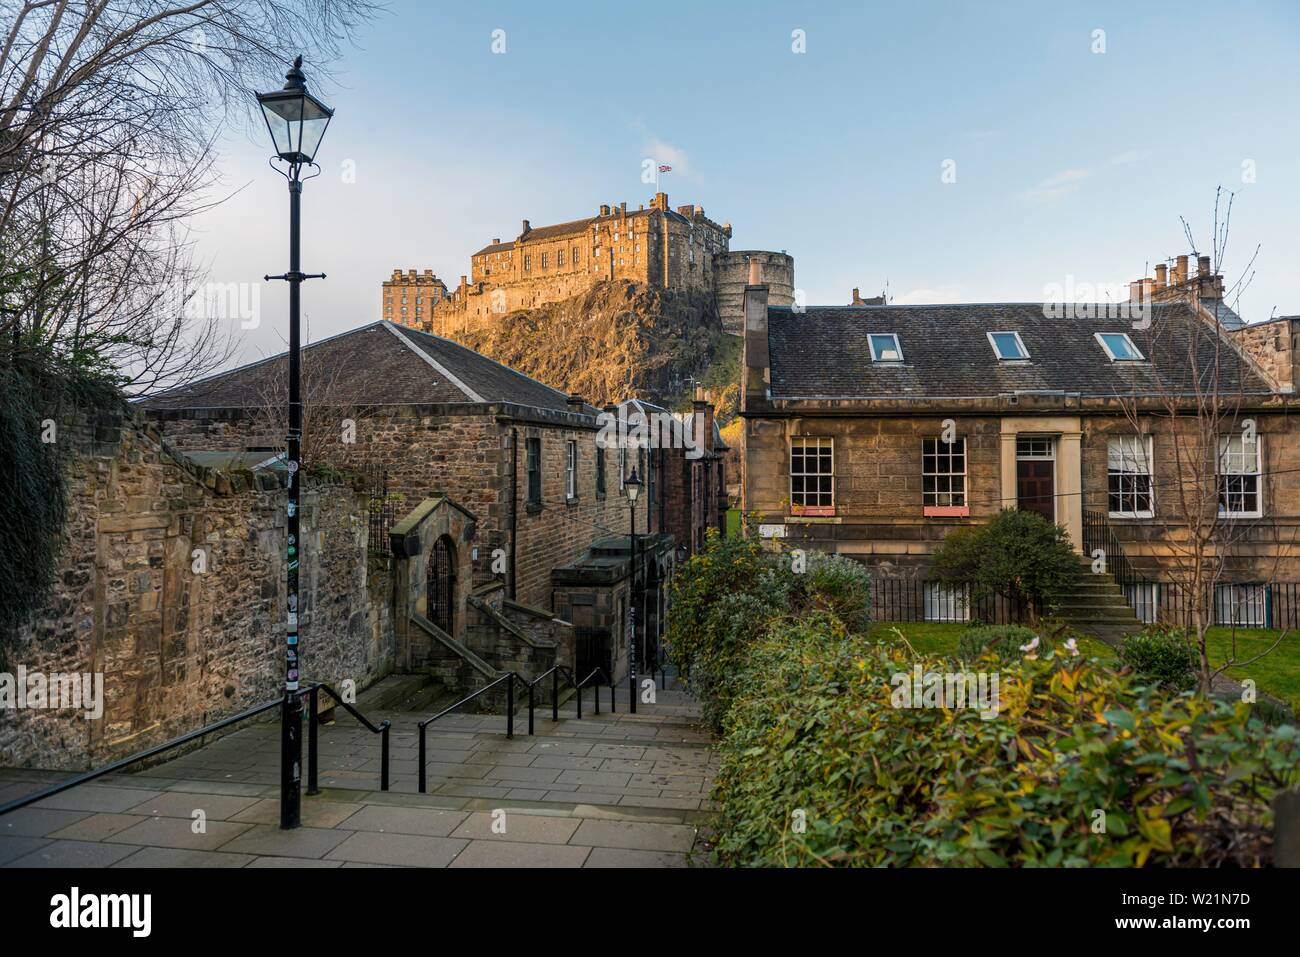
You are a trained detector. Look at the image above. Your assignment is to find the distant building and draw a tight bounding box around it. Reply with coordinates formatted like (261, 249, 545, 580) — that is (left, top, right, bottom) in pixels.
(381, 268, 450, 328)
(386, 194, 795, 337)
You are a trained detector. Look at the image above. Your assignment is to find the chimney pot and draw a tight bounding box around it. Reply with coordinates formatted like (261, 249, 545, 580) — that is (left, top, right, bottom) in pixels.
(1141, 277, 1156, 300)
(1154, 263, 1167, 286)
(1197, 255, 1211, 278)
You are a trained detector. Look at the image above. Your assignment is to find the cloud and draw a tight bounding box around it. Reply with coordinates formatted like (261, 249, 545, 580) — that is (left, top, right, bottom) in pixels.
(1021, 168, 1090, 204)
(638, 132, 692, 179)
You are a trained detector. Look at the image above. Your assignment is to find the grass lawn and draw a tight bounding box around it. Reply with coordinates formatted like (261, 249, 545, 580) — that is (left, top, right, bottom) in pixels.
(866, 622, 1299, 711)
(1205, 627, 1300, 711)
(866, 621, 1115, 662)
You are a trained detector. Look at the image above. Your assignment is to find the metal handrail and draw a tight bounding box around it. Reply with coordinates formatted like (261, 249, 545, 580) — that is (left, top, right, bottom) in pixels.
(417, 672, 517, 793)
(0, 693, 291, 817)
(304, 682, 392, 793)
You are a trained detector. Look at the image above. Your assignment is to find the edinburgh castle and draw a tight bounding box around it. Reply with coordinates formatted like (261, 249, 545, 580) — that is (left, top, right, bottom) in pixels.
(382, 192, 795, 340)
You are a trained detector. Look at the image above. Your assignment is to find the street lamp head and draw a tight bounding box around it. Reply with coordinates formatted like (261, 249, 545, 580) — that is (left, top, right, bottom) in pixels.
(257, 55, 333, 166)
(624, 467, 643, 504)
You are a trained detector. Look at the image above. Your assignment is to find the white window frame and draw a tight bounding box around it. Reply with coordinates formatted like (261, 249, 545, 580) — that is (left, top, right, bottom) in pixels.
(986, 331, 1029, 360)
(1094, 332, 1145, 362)
(1215, 583, 1269, 628)
(1218, 434, 1263, 518)
(1125, 582, 1159, 624)
(565, 440, 577, 500)
(924, 582, 970, 622)
(1107, 435, 1154, 518)
(789, 436, 834, 511)
(868, 333, 903, 363)
(922, 436, 967, 510)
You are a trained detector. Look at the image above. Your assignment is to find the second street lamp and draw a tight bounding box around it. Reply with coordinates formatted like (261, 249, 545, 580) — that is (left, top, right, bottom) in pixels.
(257, 55, 333, 831)
(624, 467, 643, 715)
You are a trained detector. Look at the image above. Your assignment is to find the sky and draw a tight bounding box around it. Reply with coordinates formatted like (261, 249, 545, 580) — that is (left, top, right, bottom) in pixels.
(194, 0, 1300, 368)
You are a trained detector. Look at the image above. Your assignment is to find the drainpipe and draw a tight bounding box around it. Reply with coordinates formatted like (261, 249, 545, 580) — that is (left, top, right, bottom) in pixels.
(510, 426, 518, 600)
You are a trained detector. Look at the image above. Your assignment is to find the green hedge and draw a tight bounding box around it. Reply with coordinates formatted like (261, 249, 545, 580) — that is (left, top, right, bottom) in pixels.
(710, 617, 1300, 867)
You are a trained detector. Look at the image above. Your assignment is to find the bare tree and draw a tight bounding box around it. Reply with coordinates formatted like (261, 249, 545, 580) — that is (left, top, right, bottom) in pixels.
(0, 0, 380, 394)
(1114, 188, 1291, 695)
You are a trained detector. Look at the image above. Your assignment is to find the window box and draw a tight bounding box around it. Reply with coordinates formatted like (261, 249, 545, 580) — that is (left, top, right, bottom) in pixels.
(923, 505, 969, 518)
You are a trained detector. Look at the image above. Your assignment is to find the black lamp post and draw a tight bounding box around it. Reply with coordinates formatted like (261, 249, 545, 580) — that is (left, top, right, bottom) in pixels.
(624, 467, 643, 714)
(257, 55, 333, 830)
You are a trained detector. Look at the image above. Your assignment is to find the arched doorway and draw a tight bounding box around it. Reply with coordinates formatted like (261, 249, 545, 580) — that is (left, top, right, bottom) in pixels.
(427, 535, 456, 634)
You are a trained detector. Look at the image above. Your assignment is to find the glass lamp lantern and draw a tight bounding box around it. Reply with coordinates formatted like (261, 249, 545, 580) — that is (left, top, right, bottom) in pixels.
(257, 56, 333, 165)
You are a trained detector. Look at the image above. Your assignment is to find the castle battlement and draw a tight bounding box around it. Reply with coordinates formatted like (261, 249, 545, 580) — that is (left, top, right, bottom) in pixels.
(384, 194, 794, 337)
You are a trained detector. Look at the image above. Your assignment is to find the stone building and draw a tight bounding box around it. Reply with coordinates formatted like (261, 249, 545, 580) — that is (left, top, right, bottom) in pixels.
(386, 193, 794, 337)
(139, 321, 688, 687)
(381, 268, 450, 327)
(739, 272, 1300, 633)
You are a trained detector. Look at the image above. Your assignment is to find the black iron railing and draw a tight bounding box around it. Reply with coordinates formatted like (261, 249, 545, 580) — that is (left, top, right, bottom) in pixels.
(365, 466, 397, 559)
(0, 681, 394, 818)
(870, 579, 1032, 625)
(416, 665, 621, 793)
(304, 682, 391, 793)
(1082, 509, 1140, 589)
(417, 672, 517, 793)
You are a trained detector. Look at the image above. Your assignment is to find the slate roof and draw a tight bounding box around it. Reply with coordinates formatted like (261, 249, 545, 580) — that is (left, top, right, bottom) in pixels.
(139, 321, 584, 413)
(766, 301, 1273, 401)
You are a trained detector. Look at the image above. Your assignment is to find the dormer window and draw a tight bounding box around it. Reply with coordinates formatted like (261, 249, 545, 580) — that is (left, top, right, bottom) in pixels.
(1096, 332, 1144, 361)
(987, 331, 1029, 360)
(869, 333, 903, 363)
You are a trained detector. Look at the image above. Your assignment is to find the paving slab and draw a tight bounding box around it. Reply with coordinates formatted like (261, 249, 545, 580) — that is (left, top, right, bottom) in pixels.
(325, 831, 467, 867)
(583, 847, 689, 868)
(231, 798, 363, 828)
(33, 785, 166, 813)
(570, 819, 697, 853)
(47, 813, 147, 841)
(0, 835, 52, 866)
(125, 791, 262, 820)
(112, 847, 254, 868)
(105, 815, 253, 851)
(335, 805, 468, 837)
(450, 840, 590, 868)
(219, 824, 352, 859)
(450, 811, 580, 844)
(0, 807, 90, 838)
(244, 856, 346, 868)
(6, 839, 138, 868)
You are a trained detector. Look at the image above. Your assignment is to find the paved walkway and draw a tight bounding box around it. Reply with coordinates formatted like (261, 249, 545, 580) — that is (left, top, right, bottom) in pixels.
(0, 678, 716, 868)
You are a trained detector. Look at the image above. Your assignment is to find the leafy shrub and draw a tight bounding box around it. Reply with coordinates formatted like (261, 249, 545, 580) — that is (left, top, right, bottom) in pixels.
(667, 525, 871, 730)
(709, 622, 1299, 867)
(931, 508, 1078, 621)
(794, 550, 873, 633)
(955, 625, 1040, 663)
(1119, 626, 1198, 693)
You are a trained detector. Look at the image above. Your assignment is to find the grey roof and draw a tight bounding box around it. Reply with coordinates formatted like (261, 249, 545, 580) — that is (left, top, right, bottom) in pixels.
(139, 321, 585, 413)
(766, 302, 1273, 401)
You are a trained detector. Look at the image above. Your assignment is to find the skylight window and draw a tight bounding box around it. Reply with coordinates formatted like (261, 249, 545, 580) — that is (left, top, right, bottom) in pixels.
(869, 333, 903, 363)
(987, 331, 1029, 360)
(1095, 332, 1145, 362)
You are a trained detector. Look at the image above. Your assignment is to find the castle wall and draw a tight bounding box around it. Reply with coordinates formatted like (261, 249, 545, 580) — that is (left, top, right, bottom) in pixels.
(716, 251, 795, 335)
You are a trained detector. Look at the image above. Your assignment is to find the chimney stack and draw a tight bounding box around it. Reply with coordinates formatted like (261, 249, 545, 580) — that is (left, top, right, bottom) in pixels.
(851, 287, 861, 305)
(459, 274, 467, 287)
(599, 204, 610, 216)
(566, 394, 586, 413)
(1129, 280, 1144, 303)
(1197, 255, 1212, 278)
(1173, 255, 1188, 285)
(521, 219, 530, 235)
(1141, 277, 1156, 300)
(692, 395, 715, 455)
(1154, 263, 1167, 287)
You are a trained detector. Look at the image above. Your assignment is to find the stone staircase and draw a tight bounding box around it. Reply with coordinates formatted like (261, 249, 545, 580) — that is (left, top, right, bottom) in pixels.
(1054, 557, 1143, 646)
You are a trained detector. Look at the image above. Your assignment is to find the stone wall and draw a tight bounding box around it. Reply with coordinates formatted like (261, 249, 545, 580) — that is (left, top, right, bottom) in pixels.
(1232, 317, 1299, 394)
(1, 408, 392, 771)
(715, 251, 795, 335)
